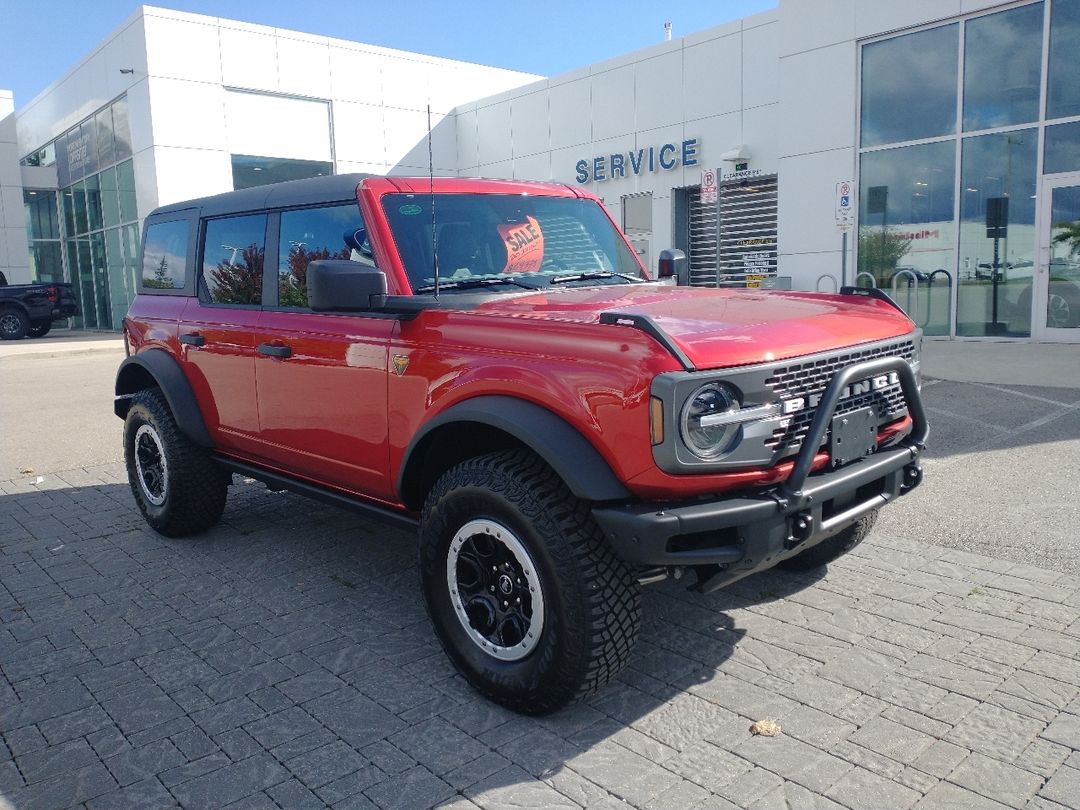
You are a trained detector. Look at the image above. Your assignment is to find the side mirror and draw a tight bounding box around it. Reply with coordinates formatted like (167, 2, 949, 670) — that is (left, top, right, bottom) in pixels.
(657, 249, 688, 285)
(307, 260, 439, 316)
(308, 260, 387, 312)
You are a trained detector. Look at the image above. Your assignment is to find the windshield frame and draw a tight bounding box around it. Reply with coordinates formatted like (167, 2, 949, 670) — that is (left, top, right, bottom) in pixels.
(380, 192, 650, 295)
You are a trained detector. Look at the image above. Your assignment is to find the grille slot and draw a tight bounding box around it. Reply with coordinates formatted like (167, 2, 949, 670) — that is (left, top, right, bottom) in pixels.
(764, 340, 915, 453)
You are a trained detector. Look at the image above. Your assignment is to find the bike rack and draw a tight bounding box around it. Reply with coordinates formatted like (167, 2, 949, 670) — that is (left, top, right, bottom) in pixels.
(922, 269, 953, 333)
(815, 273, 838, 293)
(855, 272, 876, 289)
(891, 269, 920, 323)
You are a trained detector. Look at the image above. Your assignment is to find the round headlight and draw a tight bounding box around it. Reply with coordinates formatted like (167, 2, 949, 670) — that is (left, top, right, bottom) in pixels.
(680, 382, 741, 460)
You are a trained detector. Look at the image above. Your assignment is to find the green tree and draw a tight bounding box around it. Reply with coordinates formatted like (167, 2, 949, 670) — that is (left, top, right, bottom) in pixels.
(210, 244, 264, 304)
(1051, 219, 1080, 259)
(144, 255, 175, 289)
(857, 227, 913, 286)
(278, 244, 351, 308)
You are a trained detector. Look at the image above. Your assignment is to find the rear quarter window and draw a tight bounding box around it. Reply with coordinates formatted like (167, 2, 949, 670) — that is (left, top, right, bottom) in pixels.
(142, 219, 190, 291)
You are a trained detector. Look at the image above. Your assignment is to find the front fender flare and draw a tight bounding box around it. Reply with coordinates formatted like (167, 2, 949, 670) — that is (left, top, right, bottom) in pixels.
(114, 349, 213, 447)
(399, 395, 631, 505)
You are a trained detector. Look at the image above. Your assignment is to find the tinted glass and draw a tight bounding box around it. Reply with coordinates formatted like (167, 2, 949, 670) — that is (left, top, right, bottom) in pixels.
(30, 242, 64, 284)
(100, 166, 121, 228)
(278, 204, 363, 308)
(384, 194, 645, 293)
(95, 107, 115, 169)
(62, 188, 75, 236)
(1048, 0, 1080, 119)
(85, 174, 103, 232)
(964, 4, 1044, 132)
(957, 129, 1038, 337)
(861, 25, 958, 147)
(858, 141, 956, 336)
(142, 219, 189, 290)
(91, 231, 111, 329)
(1045, 121, 1080, 174)
(1046, 185, 1080, 329)
(202, 214, 266, 305)
(112, 97, 132, 161)
(231, 154, 333, 190)
(73, 181, 88, 234)
(117, 160, 137, 223)
(24, 190, 59, 240)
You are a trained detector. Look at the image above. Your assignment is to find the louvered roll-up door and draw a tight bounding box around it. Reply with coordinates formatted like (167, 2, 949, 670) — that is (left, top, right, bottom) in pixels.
(687, 186, 719, 287)
(718, 175, 778, 287)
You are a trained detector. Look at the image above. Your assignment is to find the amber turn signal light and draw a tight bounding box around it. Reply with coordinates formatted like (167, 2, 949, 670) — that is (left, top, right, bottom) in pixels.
(650, 396, 664, 445)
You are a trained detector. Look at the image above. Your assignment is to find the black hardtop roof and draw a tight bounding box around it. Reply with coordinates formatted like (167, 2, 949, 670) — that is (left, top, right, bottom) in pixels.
(149, 173, 372, 219)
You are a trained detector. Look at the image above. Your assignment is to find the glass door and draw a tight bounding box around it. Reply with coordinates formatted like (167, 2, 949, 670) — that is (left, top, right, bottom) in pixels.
(1035, 174, 1080, 341)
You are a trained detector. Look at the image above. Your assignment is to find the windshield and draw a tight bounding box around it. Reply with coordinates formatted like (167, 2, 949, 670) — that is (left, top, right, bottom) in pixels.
(382, 193, 647, 293)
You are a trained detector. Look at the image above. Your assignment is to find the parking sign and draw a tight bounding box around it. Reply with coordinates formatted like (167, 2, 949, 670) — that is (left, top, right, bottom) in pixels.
(701, 168, 717, 204)
(835, 180, 854, 231)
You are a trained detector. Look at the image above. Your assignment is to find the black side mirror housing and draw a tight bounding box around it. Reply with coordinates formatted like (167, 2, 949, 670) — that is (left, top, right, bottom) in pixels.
(657, 249, 688, 285)
(307, 260, 438, 315)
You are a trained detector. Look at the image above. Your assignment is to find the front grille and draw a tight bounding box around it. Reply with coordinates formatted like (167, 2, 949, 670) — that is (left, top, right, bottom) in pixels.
(763, 339, 915, 453)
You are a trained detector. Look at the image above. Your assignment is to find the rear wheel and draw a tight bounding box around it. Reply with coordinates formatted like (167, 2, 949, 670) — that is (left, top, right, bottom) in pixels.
(28, 321, 51, 338)
(777, 510, 878, 571)
(124, 389, 229, 537)
(0, 308, 29, 340)
(419, 449, 640, 714)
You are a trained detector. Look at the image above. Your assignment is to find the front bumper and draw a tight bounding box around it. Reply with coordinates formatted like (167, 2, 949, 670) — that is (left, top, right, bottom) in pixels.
(592, 355, 928, 593)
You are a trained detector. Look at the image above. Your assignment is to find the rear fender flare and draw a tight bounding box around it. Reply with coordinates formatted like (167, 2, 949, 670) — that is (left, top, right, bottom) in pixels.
(114, 349, 212, 447)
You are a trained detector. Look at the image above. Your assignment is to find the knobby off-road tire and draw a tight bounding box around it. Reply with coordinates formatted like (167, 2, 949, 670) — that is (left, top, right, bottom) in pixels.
(419, 449, 641, 715)
(124, 388, 229, 537)
(777, 509, 879, 571)
(0, 307, 29, 340)
(28, 321, 51, 338)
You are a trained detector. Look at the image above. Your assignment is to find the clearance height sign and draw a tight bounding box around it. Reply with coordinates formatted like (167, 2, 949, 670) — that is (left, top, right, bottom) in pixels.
(575, 139, 699, 183)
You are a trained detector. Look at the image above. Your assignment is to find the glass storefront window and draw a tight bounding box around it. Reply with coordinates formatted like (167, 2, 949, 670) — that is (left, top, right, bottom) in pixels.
(1048, 0, 1080, 119)
(85, 173, 104, 232)
(30, 242, 64, 284)
(231, 154, 332, 190)
(72, 181, 88, 234)
(1045, 121, 1080, 174)
(62, 189, 75, 236)
(100, 166, 121, 228)
(859, 142, 955, 335)
(957, 129, 1038, 336)
(117, 160, 137, 223)
(964, 3, 1044, 132)
(76, 239, 96, 329)
(95, 107, 115, 169)
(112, 96, 132, 161)
(24, 190, 59, 240)
(861, 24, 958, 147)
(91, 232, 111, 330)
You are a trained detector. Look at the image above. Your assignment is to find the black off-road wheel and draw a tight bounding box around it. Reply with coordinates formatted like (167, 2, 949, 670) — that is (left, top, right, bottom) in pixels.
(28, 321, 51, 338)
(419, 449, 641, 715)
(0, 308, 29, 340)
(124, 389, 229, 537)
(777, 509, 878, 571)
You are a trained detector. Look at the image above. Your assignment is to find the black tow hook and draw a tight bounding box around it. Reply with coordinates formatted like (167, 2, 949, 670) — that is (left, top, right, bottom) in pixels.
(785, 511, 814, 550)
(902, 464, 923, 492)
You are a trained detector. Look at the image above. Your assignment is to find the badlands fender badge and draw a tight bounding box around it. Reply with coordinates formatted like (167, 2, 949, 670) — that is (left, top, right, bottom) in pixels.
(392, 355, 410, 376)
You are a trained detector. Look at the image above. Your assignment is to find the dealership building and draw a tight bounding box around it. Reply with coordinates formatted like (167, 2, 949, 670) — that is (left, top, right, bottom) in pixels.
(1, 0, 1079, 342)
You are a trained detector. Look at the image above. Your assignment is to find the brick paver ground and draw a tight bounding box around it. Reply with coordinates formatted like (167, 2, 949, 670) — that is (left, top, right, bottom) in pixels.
(2, 463, 1079, 810)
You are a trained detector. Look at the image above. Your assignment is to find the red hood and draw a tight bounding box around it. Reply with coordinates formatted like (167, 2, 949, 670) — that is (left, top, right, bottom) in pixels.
(470, 285, 916, 369)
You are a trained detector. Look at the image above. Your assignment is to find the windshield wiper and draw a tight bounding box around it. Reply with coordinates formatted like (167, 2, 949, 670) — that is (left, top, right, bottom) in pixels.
(414, 276, 544, 293)
(549, 271, 638, 285)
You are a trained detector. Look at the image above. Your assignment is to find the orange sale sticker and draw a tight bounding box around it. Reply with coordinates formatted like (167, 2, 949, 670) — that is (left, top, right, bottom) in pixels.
(497, 216, 545, 274)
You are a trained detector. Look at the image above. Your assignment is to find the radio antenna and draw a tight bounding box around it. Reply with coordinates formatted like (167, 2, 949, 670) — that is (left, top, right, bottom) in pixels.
(427, 104, 439, 298)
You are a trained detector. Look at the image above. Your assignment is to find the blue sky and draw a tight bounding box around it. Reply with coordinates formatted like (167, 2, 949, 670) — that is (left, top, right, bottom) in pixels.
(0, 0, 776, 108)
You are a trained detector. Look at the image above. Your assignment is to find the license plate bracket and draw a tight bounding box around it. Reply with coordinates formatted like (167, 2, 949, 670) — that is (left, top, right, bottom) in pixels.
(830, 407, 878, 467)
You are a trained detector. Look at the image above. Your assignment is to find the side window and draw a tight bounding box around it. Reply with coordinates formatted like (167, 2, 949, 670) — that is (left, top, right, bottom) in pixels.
(201, 214, 267, 306)
(142, 219, 189, 290)
(278, 203, 367, 308)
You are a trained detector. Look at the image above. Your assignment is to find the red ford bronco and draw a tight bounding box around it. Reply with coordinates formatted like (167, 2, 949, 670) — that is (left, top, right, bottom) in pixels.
(115, 175, 927, 714)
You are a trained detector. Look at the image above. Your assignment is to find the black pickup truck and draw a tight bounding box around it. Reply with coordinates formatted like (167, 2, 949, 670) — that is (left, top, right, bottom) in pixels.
(0, 274, 79, 339)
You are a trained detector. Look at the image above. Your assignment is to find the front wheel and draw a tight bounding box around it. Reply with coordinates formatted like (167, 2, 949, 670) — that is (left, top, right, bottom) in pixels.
(124, 389, 229, 537)
(419, 450, 641, 714)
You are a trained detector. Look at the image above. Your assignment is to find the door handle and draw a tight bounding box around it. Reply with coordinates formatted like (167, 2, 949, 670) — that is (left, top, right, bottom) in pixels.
(257, 342, 292, 358)
(180, 334, 205, 346)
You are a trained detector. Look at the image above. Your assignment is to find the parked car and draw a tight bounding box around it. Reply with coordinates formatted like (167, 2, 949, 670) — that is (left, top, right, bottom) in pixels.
(0, 276, 78, 339)
(115, 175, 927, 714)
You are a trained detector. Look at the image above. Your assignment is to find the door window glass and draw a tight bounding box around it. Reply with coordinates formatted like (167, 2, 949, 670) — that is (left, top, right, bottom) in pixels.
(1047, 185, 1080, 329)
(957, 129, 1038, 337)
(202, 214, 266, 305)
(861, 24, 958, 147)
(277, 204, 364, 308)
(1044, 121, 1080, 175)
(142, 219, 189, 290)
(963, 3, 1044, 132)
